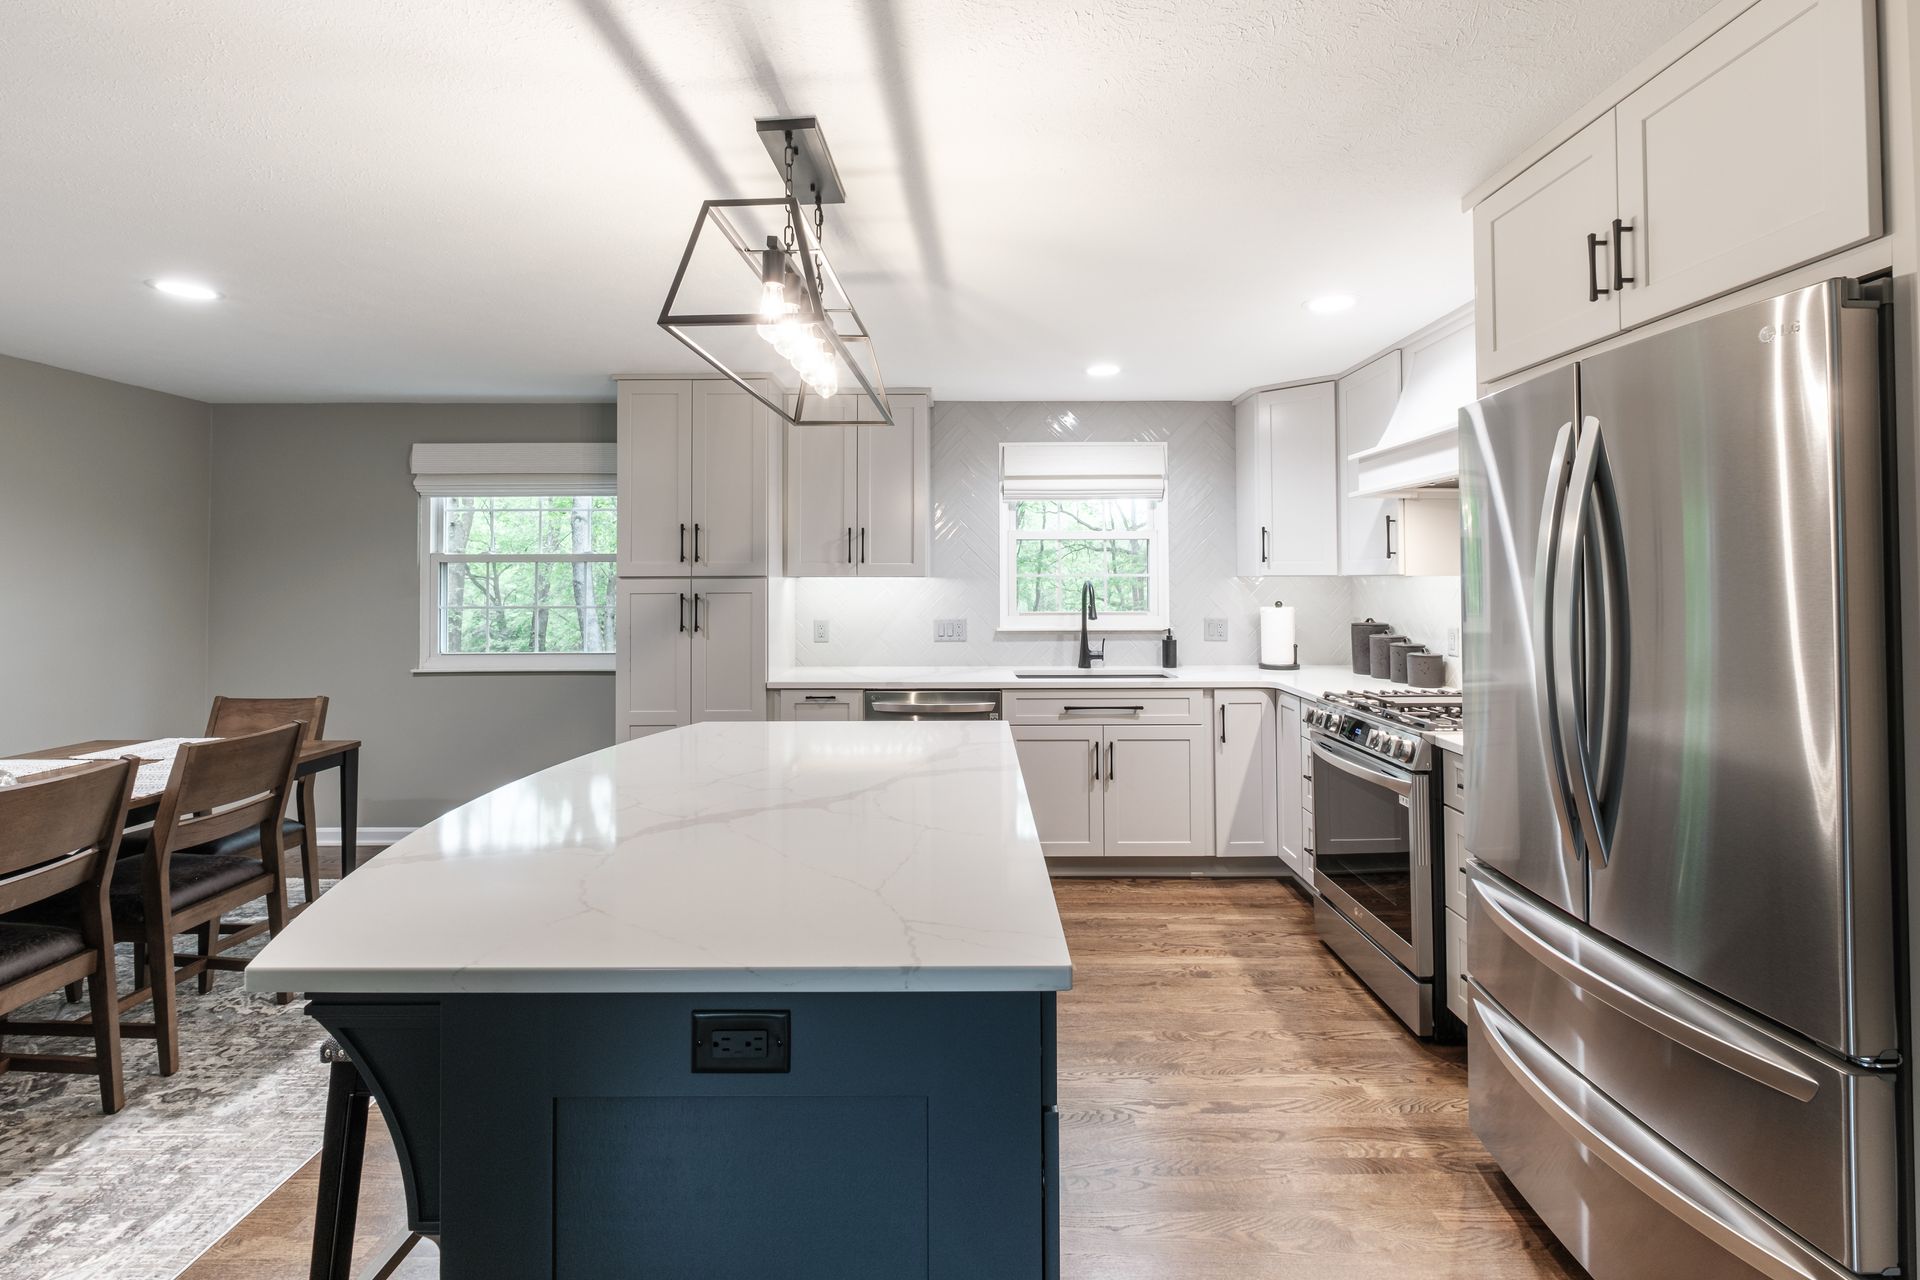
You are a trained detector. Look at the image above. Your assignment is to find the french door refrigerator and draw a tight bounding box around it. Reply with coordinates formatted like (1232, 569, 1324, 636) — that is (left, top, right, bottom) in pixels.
(1460, 278, 1903, 1280)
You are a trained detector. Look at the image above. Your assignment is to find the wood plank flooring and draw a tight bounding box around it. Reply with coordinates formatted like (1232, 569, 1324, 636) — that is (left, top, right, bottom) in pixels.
(184, 876, 1582, 1278)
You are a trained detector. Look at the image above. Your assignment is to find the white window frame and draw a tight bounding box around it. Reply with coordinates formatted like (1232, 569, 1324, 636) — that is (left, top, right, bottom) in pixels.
(410, 443, 617, 674)
(996, 496, 1170, 633)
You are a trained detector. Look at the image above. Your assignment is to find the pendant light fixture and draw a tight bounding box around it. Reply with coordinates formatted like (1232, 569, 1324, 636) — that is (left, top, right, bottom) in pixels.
(658, 117, 890, 426)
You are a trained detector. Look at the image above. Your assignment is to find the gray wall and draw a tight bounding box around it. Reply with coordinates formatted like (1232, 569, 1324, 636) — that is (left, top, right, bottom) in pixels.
(0, 353, 211, 748)
(206, 403, 615, 827)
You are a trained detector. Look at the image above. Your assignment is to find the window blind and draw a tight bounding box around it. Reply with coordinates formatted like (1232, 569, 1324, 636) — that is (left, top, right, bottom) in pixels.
(998, 441, 1168, 500)
(409, 443, 616, 497)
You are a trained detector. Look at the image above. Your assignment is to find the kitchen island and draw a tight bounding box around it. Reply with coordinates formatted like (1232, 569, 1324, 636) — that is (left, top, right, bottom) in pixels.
(247, 721, 1071, 1279)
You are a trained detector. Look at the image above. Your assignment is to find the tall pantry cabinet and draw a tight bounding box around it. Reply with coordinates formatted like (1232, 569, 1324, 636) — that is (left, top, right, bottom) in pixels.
(614, 375, 780, 741)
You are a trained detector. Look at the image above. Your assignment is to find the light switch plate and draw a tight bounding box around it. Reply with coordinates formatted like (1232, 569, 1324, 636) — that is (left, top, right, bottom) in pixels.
(1204, 618, 1228, 642)
(1447, 626, 1460, 656)
(934, 618, 968, 642)
(812, 620, 830, 643)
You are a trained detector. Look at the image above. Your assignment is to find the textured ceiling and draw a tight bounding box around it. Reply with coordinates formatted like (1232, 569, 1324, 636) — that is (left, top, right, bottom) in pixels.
(0, 0, 1719, 402)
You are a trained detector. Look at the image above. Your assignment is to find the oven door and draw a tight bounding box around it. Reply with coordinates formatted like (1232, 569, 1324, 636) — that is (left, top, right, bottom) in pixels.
(1311, 736, 1432, 975)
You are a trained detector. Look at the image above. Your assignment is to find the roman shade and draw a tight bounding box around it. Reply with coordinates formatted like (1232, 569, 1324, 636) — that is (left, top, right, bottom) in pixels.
(409, 443, 616, 497)
(998, 441, 1168, 500)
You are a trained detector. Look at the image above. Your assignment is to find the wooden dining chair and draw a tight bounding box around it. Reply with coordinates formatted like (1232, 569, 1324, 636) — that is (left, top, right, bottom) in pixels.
(206, 695, 329, 907)
(0, 760, 136, 1113)
(110, 723, 301, 1076)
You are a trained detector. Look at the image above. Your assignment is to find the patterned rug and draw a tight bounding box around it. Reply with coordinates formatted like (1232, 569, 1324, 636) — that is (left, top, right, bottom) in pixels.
(0, 886, 332, 1280)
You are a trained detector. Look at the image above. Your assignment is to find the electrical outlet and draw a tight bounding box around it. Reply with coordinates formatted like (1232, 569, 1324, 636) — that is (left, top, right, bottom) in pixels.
(1447, 626, 1460, 657)
(1204, 618, 1229, 642)
(812, 620, 830, 644)
(934, 618, 968, 642)
(692, 1011, 791, 1073)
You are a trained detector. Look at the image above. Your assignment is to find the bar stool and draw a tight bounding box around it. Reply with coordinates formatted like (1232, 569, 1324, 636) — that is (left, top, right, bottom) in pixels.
(311, 1037, 433, 1280)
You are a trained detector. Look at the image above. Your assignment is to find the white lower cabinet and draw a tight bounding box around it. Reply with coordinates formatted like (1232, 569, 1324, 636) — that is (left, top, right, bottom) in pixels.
(777, 689, 861, 721)
(1446, 907, 1470, 1023)
(1440, 746, 1470, 1023)
(1214, 691, 1277, 857)
(614, 578, 766, 739)
(1012, 726, 1105, 857)
(1013, 714, 1212, 859)
(1274, 695, 1312, 882)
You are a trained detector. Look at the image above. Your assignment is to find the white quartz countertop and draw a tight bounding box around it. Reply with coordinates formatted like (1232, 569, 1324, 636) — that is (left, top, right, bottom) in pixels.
(772, 664, 1467, 751)
(246, 722, 1072, 996)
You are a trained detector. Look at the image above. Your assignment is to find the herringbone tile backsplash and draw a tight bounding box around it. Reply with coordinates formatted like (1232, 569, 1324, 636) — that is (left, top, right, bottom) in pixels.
(785, 401, 1460, 672)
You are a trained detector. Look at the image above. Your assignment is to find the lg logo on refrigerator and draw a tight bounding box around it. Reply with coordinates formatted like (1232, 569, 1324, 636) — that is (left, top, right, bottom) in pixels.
(1758, 321, 1803, 343)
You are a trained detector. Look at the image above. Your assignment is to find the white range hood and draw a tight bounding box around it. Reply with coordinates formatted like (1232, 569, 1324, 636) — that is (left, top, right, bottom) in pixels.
(1349, 312, 1476, 497)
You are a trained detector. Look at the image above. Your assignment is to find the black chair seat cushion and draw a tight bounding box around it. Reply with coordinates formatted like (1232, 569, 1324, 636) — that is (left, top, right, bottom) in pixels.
(116, 818, 304, 864)
(0, 921, 87, 987)
(110, 853, 267, 926)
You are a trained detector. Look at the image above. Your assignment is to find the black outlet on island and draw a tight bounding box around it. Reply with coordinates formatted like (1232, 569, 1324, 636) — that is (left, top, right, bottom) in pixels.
(692, 1011, 792, 1073)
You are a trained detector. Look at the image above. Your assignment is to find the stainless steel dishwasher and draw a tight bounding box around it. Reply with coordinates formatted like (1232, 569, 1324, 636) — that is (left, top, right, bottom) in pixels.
(862, 690, 1002, 720)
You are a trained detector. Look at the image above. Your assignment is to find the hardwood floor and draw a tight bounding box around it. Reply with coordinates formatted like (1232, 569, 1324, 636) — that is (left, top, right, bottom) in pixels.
(1054, 877, 1582, 1279)
(184, 876, 1582, 1278)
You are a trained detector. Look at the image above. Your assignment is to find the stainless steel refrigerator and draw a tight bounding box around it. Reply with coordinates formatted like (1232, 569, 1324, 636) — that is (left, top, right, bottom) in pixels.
(1460, 278, 1904, 1280)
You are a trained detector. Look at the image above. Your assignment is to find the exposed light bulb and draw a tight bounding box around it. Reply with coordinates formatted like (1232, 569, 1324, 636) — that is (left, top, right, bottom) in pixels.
(758, 280, 787, 322)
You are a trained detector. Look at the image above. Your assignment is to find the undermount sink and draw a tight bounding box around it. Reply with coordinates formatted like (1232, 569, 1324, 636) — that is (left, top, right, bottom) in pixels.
(1013, 671, 1172, 679)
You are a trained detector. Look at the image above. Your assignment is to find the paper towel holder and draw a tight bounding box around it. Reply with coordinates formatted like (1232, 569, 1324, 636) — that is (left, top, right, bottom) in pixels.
(1258, 599, 1300, 671)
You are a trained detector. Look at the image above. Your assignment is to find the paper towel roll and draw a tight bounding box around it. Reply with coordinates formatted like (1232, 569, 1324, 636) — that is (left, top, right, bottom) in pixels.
(1259, 603, 1298, 670)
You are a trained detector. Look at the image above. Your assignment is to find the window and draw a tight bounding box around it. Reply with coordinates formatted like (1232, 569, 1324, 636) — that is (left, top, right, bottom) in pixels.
(997, 441, 1169, 632)
(411, 443, 617, 672)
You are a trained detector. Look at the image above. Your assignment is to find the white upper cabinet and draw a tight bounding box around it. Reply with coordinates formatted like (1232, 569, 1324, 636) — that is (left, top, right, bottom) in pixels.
(1236, 382, 1338, 576)
(1470, 0, 1881, 381)
(617, 377, 778, 577)
(784, 392, 931, 577)
(1473, 113, 1621, 382)
(785, 396, 859, 577)
(616, 381, 694, 577)
(1335, 350, 1404, 576)
(1614, 0, 1880, 327)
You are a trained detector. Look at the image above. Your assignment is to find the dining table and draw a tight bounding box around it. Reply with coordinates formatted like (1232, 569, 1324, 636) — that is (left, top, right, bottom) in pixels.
(11, 737, 364, 872)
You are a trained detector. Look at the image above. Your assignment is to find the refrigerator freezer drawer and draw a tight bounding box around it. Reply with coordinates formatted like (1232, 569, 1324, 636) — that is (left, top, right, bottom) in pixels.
(1469, 988, 1871, 1280)
(1468, 866, 1898, 1272)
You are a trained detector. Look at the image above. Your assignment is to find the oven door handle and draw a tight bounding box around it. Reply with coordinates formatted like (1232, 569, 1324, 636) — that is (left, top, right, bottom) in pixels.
(1311, 739, 1414, 798)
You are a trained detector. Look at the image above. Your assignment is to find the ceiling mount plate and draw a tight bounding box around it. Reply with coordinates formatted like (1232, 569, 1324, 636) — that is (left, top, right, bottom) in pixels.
(756, 116, 846, 205)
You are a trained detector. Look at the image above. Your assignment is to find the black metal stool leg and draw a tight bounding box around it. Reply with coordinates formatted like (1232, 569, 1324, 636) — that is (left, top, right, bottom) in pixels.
(311, 1039, 371, 1280)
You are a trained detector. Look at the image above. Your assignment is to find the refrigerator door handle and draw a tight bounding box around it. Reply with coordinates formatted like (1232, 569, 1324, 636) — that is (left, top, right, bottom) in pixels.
(1471, 874, 1821, 1101)
(1471, 993, 1855, 1280)
(1553, 418, 1610, 864)
(1586, 464, 1628, 823)
(1532, 421, 1581, 858)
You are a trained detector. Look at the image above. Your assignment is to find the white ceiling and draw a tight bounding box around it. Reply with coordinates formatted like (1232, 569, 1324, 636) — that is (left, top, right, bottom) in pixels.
(0, 1, 1718, 403)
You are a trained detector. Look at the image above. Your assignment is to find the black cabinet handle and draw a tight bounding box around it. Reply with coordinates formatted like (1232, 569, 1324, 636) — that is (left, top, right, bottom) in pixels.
(1261, 526, 1270, 563)
(1090, 740, 1099, 783)
(1063, 705, 1145, 713)
(692, 593, 702, 633)
(802, 694, 837, 702)
(859, 527, 867, 564)
(1385, 513, 1397, 559)
(679, 523, 687, 563)
(1586, 231, 1610, 302)
(1611, 218, 1634, 292)
(1106, 741, 1115, 782)
(692, 523, 701, 562)
(678, 593, 687, 633)
(846, 527, 853, 564)
(1219, 705, 1228, 744)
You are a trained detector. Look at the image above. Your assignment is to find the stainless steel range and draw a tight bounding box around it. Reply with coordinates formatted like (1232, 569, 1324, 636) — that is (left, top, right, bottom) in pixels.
(1301, 689, 1461, 1038)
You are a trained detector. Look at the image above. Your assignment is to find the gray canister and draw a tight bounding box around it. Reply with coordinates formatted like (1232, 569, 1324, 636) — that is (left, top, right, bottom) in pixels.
(1406, 652, 1447, 688)
(1350, 619, 1391, 675)
(1389, 641, 1427, 684)
(1368, 633, 1407, 679)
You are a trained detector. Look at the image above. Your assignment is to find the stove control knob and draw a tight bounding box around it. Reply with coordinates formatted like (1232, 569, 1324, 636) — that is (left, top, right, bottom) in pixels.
(1305, 709, 1319, 727)
(1365, 729, 1383, 751)
(1396, 737, 1416, 762)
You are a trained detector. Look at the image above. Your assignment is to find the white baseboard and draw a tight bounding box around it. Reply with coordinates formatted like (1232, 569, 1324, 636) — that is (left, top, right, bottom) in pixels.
(315, 826, 414, 850)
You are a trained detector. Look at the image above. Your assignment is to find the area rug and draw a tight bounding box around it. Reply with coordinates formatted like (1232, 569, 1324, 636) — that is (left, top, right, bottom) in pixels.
(0, 887, 333, 1280)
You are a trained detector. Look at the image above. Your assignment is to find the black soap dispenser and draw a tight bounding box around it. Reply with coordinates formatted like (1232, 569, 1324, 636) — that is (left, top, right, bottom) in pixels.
(1161, 628, 1178, 669)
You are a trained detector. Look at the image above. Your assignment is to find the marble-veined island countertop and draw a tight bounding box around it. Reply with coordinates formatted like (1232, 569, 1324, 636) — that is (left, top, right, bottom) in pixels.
(246, 721, 1072, 995)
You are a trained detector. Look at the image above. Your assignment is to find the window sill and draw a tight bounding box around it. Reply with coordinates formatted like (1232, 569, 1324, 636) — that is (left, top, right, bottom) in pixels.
(413, 658, 615, 675)
(995, 616, 1169, 634)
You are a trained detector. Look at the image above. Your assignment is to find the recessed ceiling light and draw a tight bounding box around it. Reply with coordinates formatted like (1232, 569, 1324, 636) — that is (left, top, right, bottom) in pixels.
(148, 277, 221, 302)
(1306, 294, 1356, 315)
(1086, 362, 1120, 377)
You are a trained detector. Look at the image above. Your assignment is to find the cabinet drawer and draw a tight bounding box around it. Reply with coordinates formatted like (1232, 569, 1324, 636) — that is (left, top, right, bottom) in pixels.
(1004, 690, 1203, 725)
(1443, 805, 1468, 918)
(1439, 749, 1466, 812)
(778, 689, 861, 721)
(1445, 908, 1469, 1022)
(1301, 769, 1314, 813)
